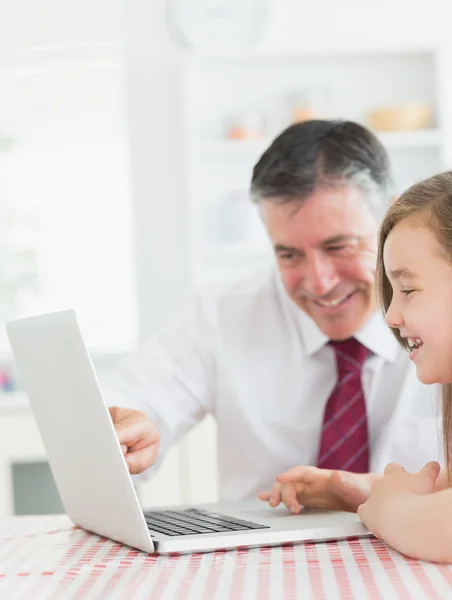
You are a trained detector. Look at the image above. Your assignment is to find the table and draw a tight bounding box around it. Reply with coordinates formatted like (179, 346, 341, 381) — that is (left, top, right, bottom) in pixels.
(1, 515, 451, 599)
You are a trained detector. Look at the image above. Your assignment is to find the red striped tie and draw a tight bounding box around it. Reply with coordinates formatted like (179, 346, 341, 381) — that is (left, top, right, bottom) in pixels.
(316, 338, 370, 473)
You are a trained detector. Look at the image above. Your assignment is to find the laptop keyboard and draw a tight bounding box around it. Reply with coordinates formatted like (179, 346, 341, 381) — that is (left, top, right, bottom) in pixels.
(143, 508, 269, 537)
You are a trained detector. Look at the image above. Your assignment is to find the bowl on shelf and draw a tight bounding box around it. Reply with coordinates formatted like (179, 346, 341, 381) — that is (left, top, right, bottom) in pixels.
(366, 102, 433, 132)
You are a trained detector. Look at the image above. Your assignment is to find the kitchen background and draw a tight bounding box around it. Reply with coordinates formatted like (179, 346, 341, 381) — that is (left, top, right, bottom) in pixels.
(0, 0, 451, 521)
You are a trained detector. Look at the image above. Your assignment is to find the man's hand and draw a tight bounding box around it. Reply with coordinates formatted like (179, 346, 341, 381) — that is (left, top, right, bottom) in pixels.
(109, 407, 160, 474)
(258, 466, 379, 513)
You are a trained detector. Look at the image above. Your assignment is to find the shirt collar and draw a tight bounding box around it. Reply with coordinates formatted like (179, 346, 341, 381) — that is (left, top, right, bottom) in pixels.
(296, 308, 399, 363)
(273, 267, 400, 362)
(354, 311, 400, 363)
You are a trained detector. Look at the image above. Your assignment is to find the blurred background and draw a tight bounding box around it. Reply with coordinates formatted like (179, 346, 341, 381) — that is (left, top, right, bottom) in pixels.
(0, 0, 451, 521)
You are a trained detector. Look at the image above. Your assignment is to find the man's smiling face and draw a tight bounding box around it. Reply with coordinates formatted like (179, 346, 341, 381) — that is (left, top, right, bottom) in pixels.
(262, 186, 379, 341)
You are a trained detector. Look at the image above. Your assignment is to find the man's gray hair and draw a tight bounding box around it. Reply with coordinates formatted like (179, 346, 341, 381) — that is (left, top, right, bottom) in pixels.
(250, 120, 395, 220)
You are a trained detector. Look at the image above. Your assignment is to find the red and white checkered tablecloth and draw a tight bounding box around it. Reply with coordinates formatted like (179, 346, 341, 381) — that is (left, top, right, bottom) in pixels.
(1, 515, 451, 599)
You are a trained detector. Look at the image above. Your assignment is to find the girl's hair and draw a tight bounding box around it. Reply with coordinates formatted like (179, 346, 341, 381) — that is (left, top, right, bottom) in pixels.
(376, 170, 452, 477)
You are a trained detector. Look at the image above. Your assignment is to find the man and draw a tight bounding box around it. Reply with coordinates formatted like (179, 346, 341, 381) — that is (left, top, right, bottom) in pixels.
(106, 120, 441, 512)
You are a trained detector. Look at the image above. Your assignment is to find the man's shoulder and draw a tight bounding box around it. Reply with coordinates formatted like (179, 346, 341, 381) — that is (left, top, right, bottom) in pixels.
(198, 266, 290, 326)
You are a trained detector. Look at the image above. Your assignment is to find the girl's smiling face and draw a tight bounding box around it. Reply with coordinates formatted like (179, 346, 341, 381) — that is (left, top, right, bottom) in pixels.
(384, 217, 452, 384)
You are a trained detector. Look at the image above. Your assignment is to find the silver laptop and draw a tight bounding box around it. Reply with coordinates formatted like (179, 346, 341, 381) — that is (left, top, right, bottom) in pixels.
(6, 310, 371, 554)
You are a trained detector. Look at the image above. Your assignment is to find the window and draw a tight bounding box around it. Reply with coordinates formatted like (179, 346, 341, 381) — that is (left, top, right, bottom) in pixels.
(0, 47, 137, 354)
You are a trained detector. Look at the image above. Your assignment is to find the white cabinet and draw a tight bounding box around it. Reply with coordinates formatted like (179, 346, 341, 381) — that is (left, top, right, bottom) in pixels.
(182, 45, 452, 289)
(0, 398, 47, 522)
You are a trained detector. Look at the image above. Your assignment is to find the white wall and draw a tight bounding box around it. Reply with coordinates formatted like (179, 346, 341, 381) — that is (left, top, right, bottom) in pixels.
(0, 0, 121, 49)
(123, 0, 449, 336)
(122, 1, 189, 338)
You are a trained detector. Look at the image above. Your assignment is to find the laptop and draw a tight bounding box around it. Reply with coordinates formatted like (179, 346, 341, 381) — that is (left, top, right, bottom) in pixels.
(6, 309, 371, 554)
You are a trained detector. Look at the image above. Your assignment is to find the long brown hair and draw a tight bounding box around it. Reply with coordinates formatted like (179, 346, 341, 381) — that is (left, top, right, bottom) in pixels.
(376, 170, 452, 477)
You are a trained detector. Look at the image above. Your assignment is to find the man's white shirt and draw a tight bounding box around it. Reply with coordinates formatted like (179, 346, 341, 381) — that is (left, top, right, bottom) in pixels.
(105, 267, 442, 501)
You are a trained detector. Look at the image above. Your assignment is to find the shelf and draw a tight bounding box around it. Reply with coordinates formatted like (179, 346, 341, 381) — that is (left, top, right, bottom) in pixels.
(203, 244, 273, 262)
(200, 139, 268, 157)
(0, 393, 30, 414)
(378, 129, 442, 148)
(183, 42, 438, 64)
(199, 129, 442, 158)
(185, 45, 447, 296)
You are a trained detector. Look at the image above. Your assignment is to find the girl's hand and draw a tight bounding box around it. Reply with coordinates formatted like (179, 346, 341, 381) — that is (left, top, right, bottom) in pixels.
(259, 465, 377, 513)
(358, 461, 440, 539)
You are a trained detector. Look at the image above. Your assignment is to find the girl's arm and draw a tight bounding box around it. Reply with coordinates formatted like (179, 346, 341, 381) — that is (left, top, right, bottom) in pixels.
(358, 462, 452, 563)
(434, 468, 450, 491)
(378, 487, 452, 562)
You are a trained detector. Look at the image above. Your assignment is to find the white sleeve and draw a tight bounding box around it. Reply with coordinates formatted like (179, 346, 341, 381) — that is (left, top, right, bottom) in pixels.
(375, 384, 444, 472)
(102, 295, 216, 467)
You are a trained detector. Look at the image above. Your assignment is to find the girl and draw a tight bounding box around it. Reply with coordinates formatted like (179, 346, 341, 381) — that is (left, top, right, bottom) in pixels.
(358, 170, 452, 562)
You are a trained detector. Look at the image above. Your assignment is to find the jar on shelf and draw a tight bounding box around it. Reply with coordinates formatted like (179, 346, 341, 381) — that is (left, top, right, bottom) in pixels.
(224, 112, 266, 140)
(287, 88, 329, 124)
